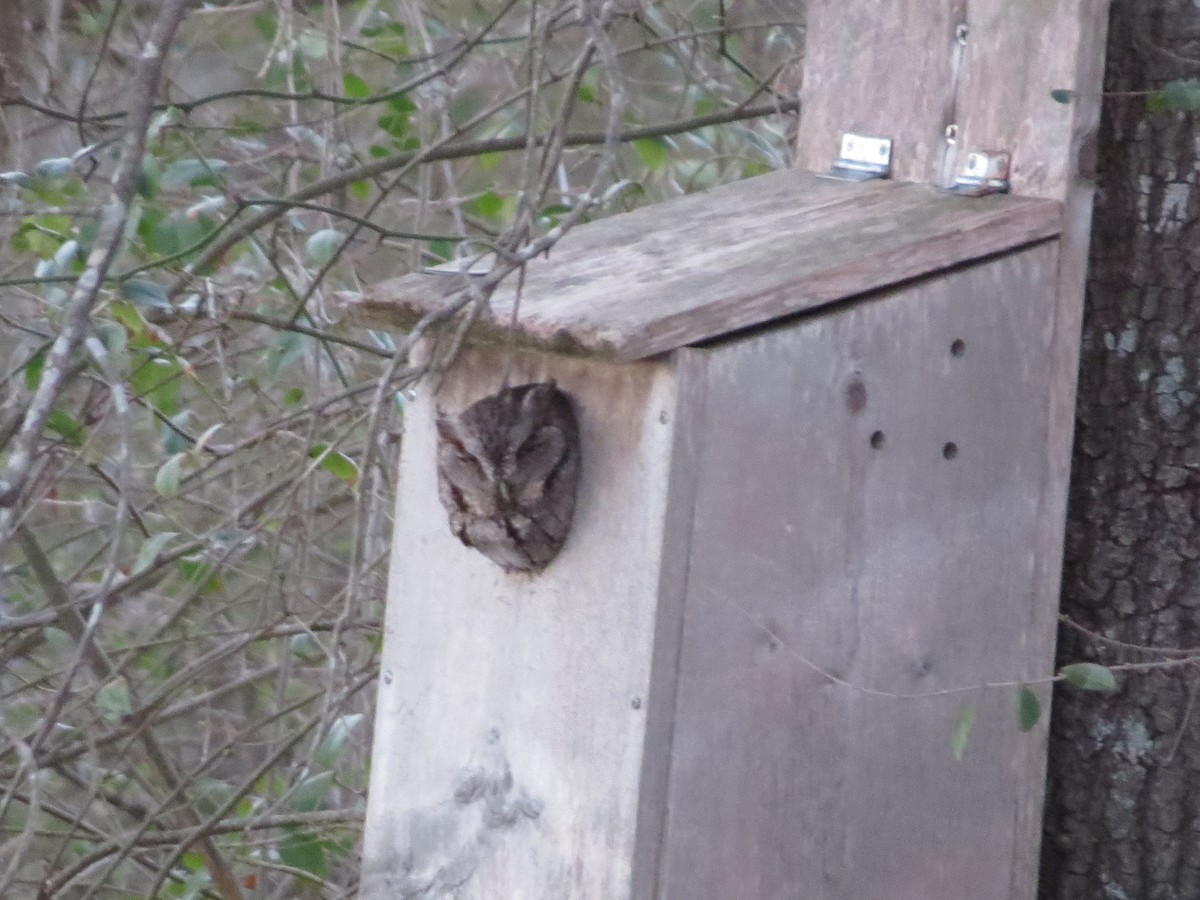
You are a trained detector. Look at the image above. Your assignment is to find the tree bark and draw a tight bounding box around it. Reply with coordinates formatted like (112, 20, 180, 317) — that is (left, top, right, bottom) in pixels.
(1041, 2, 1200, 899)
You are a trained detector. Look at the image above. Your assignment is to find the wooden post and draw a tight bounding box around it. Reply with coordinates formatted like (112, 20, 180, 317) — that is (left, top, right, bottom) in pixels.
(357, 2, 1108, 897)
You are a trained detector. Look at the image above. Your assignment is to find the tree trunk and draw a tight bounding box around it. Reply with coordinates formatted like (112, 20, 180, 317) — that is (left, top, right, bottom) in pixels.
(1041, 2, 1200, 898)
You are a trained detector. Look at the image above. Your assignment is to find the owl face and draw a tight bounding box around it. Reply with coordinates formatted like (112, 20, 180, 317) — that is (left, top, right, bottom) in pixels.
(435, 382, 580, 573)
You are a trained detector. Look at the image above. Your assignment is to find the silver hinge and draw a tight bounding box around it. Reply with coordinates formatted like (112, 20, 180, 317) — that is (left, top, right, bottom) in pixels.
(949, 151, 1011, 196)
(825, 133, 892, 181)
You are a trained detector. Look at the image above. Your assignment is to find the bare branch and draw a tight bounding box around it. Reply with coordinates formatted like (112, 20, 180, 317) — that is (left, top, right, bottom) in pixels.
(0, 0, 191, 512)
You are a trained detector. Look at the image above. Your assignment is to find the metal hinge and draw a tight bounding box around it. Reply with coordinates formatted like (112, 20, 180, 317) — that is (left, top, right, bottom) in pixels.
(949, 151, 1011, 196)
(825, 133, 893, 181)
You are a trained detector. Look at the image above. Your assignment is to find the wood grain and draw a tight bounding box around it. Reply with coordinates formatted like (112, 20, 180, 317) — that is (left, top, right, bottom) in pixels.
(956, 0, 1110, 200)
(796, 1, 965, 183)
(360, 347, 683, 899)
(797, 0, 1107, 199)
(657, 244, 1063, 899)
(985, 4, 1111, 896)
(344, 171, 1060, 361)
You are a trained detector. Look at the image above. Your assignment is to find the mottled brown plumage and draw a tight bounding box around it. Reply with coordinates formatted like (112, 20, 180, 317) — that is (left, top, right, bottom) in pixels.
(435, 382, 581, 573)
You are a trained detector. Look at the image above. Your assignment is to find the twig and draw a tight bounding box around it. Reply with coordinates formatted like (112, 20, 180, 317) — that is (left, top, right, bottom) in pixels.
(167, 97, 797, 299)
(0, 0, 190, 513)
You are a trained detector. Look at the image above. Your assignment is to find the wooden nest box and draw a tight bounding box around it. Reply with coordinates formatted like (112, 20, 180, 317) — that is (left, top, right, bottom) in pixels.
(358, 2, 1108, 897)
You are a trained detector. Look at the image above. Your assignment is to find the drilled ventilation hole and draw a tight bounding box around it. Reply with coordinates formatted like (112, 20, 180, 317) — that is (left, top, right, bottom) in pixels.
(942, 442, 959, 460)
(870, 430, 886, 450)
(950, 339, 966, 357)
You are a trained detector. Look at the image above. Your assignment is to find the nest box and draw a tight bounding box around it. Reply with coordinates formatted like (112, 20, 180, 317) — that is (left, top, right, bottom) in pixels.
(357, 1, 1109, 897)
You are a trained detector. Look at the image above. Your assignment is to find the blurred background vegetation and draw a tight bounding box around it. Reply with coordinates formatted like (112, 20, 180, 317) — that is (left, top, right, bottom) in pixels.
(0, 1, 802, 896)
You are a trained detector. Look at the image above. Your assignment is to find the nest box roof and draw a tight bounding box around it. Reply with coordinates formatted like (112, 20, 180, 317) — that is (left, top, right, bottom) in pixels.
(345, 169, 1060, 361)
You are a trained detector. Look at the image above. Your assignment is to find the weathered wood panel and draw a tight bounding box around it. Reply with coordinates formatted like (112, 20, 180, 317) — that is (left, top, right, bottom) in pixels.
(360, 347, 684, 899)
(987, 4, 1109, 895)
(628, 350, 708, 899)
(658, 242, 1063, 899)
(956, 0, 1109, 200)
(796, 2, 964, 183)
(345, 173, 1060, 361)
(798, 0, 1107, 198)
(793, 5, 1109, 891)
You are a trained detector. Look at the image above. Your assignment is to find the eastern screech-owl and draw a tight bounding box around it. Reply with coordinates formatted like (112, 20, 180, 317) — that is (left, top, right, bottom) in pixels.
(435, 382, 581, 573)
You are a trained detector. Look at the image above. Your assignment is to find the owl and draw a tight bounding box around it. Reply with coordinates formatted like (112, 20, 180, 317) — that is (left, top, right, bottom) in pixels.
(435, 382, 581, 573)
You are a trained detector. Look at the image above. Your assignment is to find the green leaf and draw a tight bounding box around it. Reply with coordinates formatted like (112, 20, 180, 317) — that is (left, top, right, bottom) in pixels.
(267, 331, 309, 375)
(137, 155, 160, 199)
(34, 157, 75, 180)
(173, 868, 211, 899)
(473, 190, 504, 219)
(1049, 89, 1074, 104)
(378, 94, 416, 140)
(278, 828, 328, 880)
(349, 179, 370, 201)
(298, 30, 327, 59)
(192, 778, 237, 818)
(1060, 662, 1118, 692)
(633, 137, 670, 171)
(178, 559, 221, 593)
(96, 677, 132, 722)
(53, 239, 80, 271)
(315, 714, 364, 769)
(289, 633, 325, 664)
(952, 703, 975, 761)
(742, 159, 773, 178)
(160, 411, 195, 455)
(227, 117, 265, 138)
(343, 73, 371, 99)
(309, 445, 359, 485)
(121, 279, 171, 309)
(46, 408, 85, 446)
(160, 158, 228, 189)
(110, 300, 149, 338)
(361, 20, 408, 57)
(192, 422, 224, 455)
(538, 203, 571, 228)
(1162, 78, 1200, 111)
(131, 353, 183, 415)
(23, 348, 46, 391)
(283, 387, 305, 405)
(96, 322, 127, 361)
(12, 214, 71, 257)
(577, 70, 600, 104)
(1017, 686, 1041, 732)
(151, 210, 217, 259)
(1146, 90, 1172, 115)
(134, 532, 178, 575)
(185, 195, 227, 220)
(305, 228, 344, 266)
(288, 771, 334, 813)
(253, 12, 277, 40)
(155, 453, 185, 497)
(427, 238, 454, 262)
